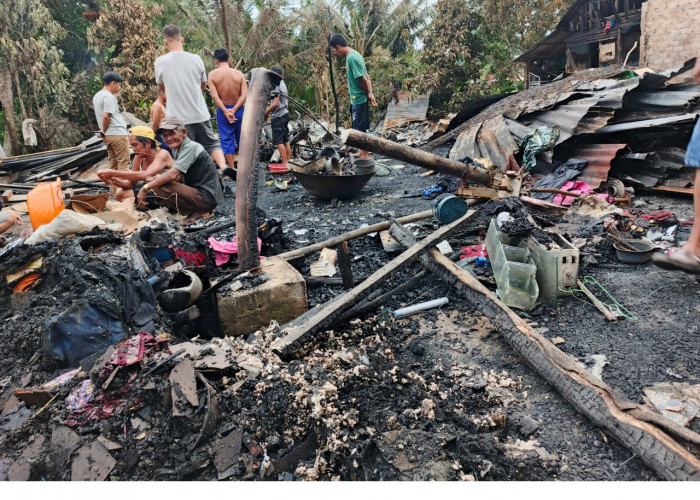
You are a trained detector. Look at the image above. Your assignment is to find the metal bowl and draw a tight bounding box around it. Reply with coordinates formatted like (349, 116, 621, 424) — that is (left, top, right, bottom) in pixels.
(294, 171, 375, 200)
(613, 240, 654, 264)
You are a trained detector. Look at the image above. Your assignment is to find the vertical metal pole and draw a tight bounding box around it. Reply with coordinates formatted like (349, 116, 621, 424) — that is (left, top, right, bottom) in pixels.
(235, 68, 280, 270)
(327, 7, 340, 134)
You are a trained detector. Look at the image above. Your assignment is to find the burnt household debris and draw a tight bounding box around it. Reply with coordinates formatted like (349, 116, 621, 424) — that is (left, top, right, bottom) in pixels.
(0, 61, 699, 482)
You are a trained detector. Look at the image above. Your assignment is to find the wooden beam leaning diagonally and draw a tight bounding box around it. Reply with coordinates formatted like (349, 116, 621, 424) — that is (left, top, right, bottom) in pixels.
(275, 209, 434, 262)
(270, 211, 477, 358)
(388, 221, 700, 481)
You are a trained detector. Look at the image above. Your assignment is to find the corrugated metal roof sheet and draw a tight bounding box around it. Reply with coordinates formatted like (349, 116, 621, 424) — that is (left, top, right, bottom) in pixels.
(383, 92, 429, 130)
(426, 67, 624, 151)
(627, 89, 700, 109)
(555, 143, 627, 189)
(596, 113, 699, 133)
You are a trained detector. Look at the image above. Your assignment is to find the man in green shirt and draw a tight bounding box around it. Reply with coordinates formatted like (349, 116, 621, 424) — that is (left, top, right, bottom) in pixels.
(329, 34, 378, 159)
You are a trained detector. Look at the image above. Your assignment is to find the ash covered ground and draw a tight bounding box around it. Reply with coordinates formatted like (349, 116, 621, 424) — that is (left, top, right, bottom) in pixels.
(0, 148, 698, 481)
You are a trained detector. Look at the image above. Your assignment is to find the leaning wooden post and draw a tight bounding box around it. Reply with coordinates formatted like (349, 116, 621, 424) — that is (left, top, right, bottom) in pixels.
(235, 68, 281, 270)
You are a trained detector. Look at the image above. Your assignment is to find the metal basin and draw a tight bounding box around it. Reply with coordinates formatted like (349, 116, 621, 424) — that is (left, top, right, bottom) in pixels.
(294, 171, 375, 200)
(614, 240, 654, 264)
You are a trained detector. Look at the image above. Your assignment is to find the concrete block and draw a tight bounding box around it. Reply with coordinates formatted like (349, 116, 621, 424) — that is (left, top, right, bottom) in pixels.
(216, 257, 308, 337)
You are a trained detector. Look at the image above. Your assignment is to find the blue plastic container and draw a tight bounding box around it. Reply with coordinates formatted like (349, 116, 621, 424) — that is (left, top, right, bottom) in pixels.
(432, 193, 468, 224)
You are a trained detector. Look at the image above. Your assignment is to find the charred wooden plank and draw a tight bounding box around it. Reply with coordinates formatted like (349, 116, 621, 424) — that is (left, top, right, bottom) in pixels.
(337, 241, 353, 289)
(276, 209, 433, 262)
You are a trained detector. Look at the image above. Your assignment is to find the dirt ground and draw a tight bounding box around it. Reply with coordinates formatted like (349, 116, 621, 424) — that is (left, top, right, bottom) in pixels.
(0, 151, 697, 481)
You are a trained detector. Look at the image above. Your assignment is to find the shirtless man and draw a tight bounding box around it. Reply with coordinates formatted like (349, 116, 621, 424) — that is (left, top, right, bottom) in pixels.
(151, 88, 172, 156)
(208, 47, 247, 171)
(98, 126, 173, 201)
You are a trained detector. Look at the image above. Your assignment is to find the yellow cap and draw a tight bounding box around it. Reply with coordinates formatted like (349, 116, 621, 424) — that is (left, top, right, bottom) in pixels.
(130, 126, 160, 146)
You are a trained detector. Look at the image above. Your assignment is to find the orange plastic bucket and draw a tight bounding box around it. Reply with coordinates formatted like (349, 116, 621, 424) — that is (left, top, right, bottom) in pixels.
(27, 178, 65, 230)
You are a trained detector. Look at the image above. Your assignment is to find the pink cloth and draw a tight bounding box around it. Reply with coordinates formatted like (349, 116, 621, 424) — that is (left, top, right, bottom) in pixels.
(552, 181, 595, 206)
(208, 236, 263, 266)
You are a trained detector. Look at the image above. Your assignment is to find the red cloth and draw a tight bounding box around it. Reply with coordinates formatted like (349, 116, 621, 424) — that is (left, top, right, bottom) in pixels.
(110, 332, 165, 366)
(640, 210, 674, 222)
(175, 250, 206, 266)
(459, 244, 488, 259)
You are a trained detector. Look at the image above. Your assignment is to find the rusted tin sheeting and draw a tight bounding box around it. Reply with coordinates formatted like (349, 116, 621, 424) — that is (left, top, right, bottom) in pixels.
(504, 96, 605, 148)
(502, 90, 578, 120)
(449, 122, 482, 161)
(450, 96, 606, 168)
(475, 115, 520, 168)
(575, 109, 616, 135)
(449, 114, 519, 168)
(383, 92, 429, 130)
(556, 143, 627, 189)
(427, 67, 623, 151)
(525, 97, 601, 145)
(593, 80, 640, 110)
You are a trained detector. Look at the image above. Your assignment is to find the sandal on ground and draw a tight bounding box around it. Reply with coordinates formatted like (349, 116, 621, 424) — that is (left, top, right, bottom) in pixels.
(651, 248, 700, 274)
(223, 167, 237, 181)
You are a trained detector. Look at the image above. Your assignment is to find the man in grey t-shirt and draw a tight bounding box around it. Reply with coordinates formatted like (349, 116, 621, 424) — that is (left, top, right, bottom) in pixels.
(155, 25, 226, 171)
(136, 116, 223, 224)
(93, 71, 130, 176)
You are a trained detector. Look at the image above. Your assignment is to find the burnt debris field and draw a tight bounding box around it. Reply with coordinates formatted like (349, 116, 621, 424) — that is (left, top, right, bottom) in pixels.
(0, 62, 699, 482)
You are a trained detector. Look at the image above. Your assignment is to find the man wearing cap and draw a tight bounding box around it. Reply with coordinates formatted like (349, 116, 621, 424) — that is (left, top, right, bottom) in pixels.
(208, 47, 247, 171)
(93, 71, 130, 178)
(264, 65, 291, 166)
(98, 126, 173, 201)
(328, 34, 377, 159)
(155, 25, 227, 171)
(137, 116, 223, 223)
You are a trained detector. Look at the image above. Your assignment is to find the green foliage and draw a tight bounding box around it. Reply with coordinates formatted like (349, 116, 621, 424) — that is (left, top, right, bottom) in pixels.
(417, 0, 572, 111)
(0, 0, 577, 152)
(89, 0, 164, 121)
(0, 0, 72, 112)
(416, 0, 489, 110)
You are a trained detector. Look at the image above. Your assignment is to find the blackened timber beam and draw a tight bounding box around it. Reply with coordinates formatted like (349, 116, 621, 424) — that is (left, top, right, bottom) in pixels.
(235, 68, 282, 270)
(342, 129, 495, 187)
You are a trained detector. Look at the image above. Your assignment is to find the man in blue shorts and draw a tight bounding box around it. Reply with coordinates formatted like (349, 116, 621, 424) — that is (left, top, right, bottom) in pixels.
(652, 56, 700, 273)
(329, 34, 378, 159)
(208, 47, 247, 173)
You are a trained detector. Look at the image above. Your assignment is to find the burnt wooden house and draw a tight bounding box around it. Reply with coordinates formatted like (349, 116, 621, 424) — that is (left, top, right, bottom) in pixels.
(517, 0, 700, 88)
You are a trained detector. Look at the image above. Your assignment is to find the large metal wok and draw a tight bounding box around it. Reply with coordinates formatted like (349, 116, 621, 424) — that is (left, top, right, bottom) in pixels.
(294, 170, 375, 201)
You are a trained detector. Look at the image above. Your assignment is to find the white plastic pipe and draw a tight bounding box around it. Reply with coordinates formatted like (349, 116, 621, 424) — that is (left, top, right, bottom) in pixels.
(393, 297, 449, 318)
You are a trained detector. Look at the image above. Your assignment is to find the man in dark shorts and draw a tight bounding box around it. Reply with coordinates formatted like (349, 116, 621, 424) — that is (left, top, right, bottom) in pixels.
(155, 24, 226, 171)
(652, 56, 700, 274)
(137, 116, 223, 224)
(264, 65, 291, 165)
(329, 34, 378, 159)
